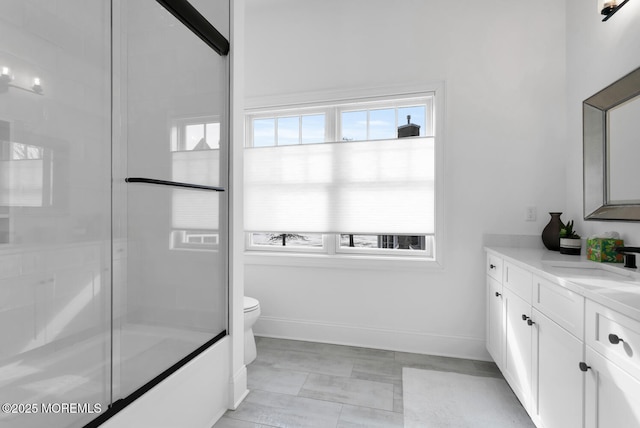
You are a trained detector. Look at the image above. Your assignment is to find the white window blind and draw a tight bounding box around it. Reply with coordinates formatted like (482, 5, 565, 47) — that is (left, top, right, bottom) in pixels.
(0, 159, 44, 207)
(244, 137, 434, 235)
(171, 150, 220, 230)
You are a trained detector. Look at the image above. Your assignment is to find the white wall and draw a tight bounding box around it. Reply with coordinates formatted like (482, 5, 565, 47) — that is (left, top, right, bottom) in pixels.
(244, 0, 567, 360)
(565, 0, 640, 239)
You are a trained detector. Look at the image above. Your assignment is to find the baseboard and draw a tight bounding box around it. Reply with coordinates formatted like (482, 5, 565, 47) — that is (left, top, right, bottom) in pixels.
(254, 316, 491, 361)
(229, 365, 249, 410)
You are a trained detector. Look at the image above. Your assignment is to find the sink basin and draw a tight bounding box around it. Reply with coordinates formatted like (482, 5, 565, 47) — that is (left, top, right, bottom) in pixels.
(544, 263, 630, 278)
(540, 260, 640, 289)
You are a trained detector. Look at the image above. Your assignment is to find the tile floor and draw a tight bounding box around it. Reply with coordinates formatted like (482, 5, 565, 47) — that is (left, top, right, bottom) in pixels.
(213, 337, 504, 428)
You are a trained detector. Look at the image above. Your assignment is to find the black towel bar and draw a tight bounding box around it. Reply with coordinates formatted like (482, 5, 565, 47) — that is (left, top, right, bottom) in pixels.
(125, 177, 225, 192)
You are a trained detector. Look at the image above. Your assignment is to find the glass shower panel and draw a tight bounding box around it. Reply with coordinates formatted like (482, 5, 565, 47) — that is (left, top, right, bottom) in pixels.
(0, 1, 111, 427)
(113, 1, 228, 400)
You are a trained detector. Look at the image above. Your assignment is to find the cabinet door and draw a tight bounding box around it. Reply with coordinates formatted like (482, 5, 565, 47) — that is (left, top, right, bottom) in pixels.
(0, 273, 50, 359)
(532, 309, 584, 428)
(503, 287, 533, 412)
(585, 347, 640, 428)
(487, 276, 504, 368)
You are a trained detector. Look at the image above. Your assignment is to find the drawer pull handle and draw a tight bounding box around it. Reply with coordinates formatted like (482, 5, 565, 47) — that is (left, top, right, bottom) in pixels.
(495, 292, 502, 297)
(609, 334, 625, 345)
(578, 362, 591, 372)
(521, 315, 535, 326)
(490, 264, 496, 269)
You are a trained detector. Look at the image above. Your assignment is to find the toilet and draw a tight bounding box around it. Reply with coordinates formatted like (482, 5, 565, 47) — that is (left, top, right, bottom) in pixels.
(243, 296, 261, 365)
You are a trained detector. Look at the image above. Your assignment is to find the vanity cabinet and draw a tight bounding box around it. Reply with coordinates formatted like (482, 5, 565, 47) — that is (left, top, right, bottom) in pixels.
(0, 243, 105, 360)
(583, 300, 640, 428)
(530, 274, 585, 428)
(531, 308, 584, 428)
(491, 260, 535, 411)
(503, 286, 533, 410)
(485, 253, 586, 428)
(486, 254, 504, 367)
(584, 347, 640, 428)
(486, 248, 640, 428)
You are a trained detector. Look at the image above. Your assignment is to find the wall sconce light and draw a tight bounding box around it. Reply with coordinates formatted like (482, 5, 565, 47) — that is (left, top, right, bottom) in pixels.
(32, 77, 43, 94)
(0, 66, 44, 95)
(601, 0, 630, 21)
(0, 67, 12, 83)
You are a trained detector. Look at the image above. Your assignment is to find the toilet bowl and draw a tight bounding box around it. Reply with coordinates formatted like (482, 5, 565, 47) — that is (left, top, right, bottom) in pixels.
(244, 296, 261, 365)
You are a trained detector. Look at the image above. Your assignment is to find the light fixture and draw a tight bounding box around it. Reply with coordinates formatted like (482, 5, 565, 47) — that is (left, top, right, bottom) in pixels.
(32, 77, 42, 94)
(0, 66, 44, 95)
(0, 67, 12, 84)
(601, 0, 630, 21)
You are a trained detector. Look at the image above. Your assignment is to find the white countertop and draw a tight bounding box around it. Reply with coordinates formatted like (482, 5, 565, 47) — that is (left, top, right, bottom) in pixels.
(485, 246, 640, 321)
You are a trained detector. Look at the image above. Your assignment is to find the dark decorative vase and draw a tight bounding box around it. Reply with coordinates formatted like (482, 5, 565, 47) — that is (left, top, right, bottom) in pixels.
(542, 212, 564, 251)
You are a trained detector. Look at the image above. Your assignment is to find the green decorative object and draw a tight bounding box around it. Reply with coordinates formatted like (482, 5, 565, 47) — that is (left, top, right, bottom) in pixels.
(559, 220, 581, 255)
(586, 238, 625, 263)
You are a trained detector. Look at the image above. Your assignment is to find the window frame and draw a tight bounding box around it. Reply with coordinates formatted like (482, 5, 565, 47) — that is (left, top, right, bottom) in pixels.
(246, 106, 333, 147)
(171, 115, 221, 152)
(337, 97, 435, 142)
(171, 230, 220, 252)
(245, 232, 328, 254)
(169, 115, 223, 253)
(334, 234, 435, 258)
(243, 85, 445, 269)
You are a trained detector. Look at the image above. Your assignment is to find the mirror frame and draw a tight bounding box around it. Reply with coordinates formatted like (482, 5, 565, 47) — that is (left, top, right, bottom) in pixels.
(584, 66, 640, 221)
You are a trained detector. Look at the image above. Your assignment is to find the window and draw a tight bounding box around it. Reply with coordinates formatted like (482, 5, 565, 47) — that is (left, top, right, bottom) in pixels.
(171, 230, 219, 252)
(339, 102, 431, 141)
(170, 117, 221, 251)
(248, 108, 329, 147)
(244, 93, 439, 261)
(172, 117, 220, 152)
(0, 140, 53, 208)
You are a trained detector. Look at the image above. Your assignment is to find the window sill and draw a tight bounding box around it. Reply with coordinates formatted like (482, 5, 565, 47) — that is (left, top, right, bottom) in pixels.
(244, 251, 443, 271)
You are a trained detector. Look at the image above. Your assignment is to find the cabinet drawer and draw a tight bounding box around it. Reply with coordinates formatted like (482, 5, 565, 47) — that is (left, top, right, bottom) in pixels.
(533, 274, 584, 339)
(504, 262, 533, 304)
(586, 300, 640, 380)
(486, 253, 503, 282)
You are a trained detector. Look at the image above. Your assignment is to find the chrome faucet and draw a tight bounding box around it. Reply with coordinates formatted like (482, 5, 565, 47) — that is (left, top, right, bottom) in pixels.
(613, 246, 640, 269)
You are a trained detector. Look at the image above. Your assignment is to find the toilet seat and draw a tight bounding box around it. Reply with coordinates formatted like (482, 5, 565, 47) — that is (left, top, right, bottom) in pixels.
(244, 296, 260, 313)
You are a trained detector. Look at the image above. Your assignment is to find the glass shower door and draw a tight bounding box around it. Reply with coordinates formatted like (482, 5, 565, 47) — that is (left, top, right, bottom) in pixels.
(0, 1, 112, 427)
(111, 0, 229, 402)
(0, 1, 229, 425)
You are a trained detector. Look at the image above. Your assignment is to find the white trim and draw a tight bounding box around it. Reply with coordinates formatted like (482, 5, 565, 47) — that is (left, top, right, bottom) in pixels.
(244, 251, 443, 271)
(245, 80, 447, 111)
(228, 365, 249, 410)
(254, 316, 491, 361)
(432, 81, 445, 268)
(229, 0, 247, 415)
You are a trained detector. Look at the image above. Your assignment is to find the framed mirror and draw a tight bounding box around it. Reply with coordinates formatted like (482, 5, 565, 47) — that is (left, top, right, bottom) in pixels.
(584, 66, 640, 221)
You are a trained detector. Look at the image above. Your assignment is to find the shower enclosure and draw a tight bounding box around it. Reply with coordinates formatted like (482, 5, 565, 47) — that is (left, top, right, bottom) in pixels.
(0, 1, 230, 427)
